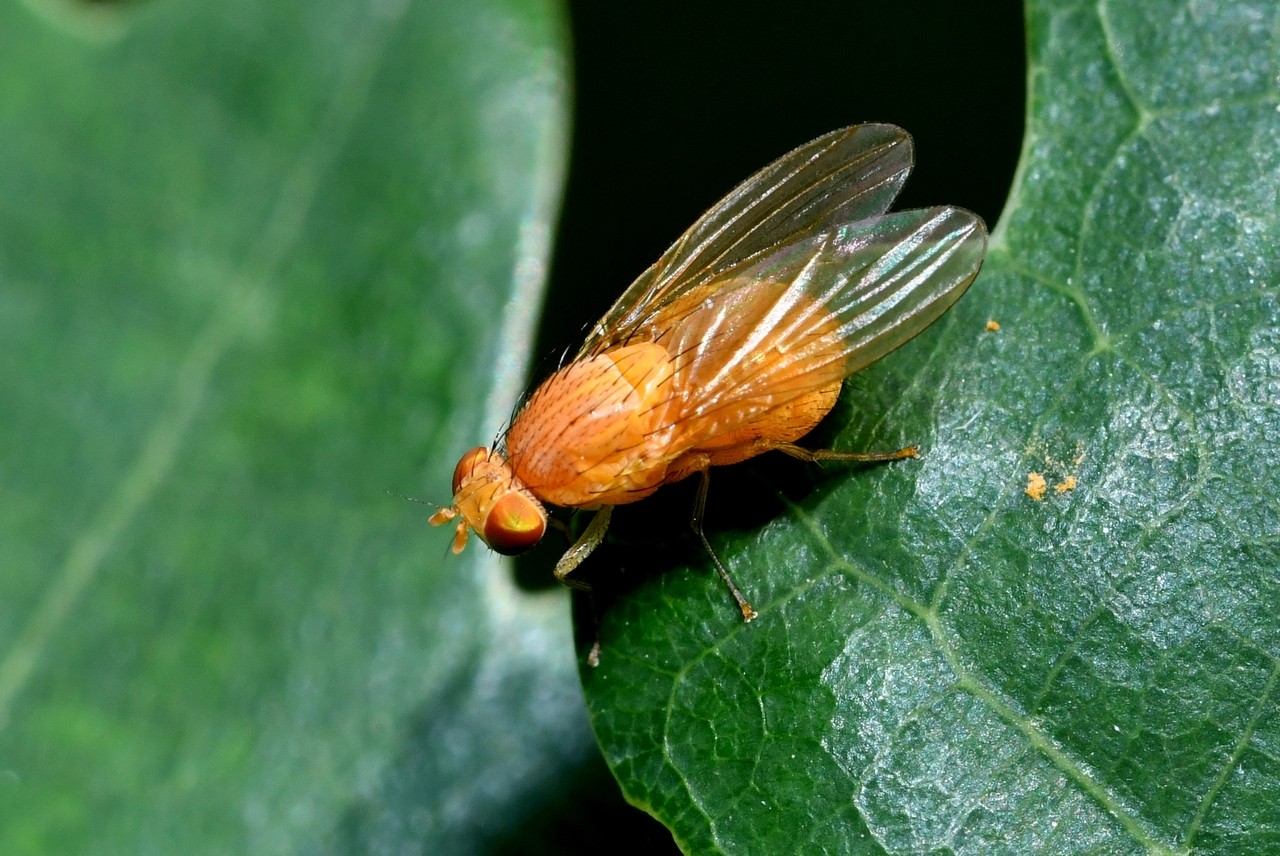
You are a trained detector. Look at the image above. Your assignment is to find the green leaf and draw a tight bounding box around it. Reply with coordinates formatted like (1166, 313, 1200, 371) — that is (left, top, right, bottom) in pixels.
(0, 1, 585, 853)
(583, 2, 1280, 854)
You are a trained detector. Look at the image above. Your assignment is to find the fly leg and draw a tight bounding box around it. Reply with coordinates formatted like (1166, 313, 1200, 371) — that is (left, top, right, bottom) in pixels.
(770, 441, 919, 464)
(692, 468, 758, 622)
(680, 441, 913, 622)
(548, 517, 574, 543)
(553, 508, 614, 668)
(553, 505, 613, 591)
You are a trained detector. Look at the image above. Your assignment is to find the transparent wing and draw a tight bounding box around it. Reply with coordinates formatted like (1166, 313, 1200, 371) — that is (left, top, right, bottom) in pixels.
(649, 206, 988, 430)
(578, 124, 915, 357)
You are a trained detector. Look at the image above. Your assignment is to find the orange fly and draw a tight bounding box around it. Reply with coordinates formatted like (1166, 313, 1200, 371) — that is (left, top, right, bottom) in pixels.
(430, 124, 987, 621)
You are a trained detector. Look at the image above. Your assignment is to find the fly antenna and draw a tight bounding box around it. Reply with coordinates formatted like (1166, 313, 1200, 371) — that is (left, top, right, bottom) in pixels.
(386, 489, 444, 512)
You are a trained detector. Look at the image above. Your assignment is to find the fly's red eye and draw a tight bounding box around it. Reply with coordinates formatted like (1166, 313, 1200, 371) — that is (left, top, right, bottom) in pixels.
(452, 447, 490, 495)
(483, 492, 546, 555)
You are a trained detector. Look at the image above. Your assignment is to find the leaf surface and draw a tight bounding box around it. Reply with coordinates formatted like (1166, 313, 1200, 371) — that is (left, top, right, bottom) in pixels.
(583, 2, 1280, 853)
(0, 1, 580, 853)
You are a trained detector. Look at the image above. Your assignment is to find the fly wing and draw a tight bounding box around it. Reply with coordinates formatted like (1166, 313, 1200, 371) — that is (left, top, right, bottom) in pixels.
(578, 124, 914, 357)
(652, 206, 987, 430)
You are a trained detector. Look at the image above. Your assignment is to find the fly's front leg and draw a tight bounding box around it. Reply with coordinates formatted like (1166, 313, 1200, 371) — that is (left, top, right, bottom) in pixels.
(550, 508, 613, 669)
(553, 506, 613, 591)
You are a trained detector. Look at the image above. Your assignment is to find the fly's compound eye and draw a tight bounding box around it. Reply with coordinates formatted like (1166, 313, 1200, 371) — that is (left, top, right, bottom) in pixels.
(483, 492, 547, 555)
(452, 447, 491, 495)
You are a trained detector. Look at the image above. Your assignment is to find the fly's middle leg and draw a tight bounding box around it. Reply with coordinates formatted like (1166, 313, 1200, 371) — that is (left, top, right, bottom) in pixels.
(690, 466, 758, 622)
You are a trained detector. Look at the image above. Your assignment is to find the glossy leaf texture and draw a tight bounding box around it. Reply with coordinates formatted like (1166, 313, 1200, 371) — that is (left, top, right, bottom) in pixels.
(582, 2, 1280, 854)
(0, 1, 582, 853)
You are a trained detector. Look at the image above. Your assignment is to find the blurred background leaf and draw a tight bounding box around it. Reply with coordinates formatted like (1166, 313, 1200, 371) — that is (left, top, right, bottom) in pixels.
(581, 1, 1280, 854)
(0, 0, 610, 853)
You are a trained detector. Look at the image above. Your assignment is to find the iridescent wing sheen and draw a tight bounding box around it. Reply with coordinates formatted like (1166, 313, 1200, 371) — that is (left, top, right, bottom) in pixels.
(645, 205, 988, 427)
(577, 124, 915, 358)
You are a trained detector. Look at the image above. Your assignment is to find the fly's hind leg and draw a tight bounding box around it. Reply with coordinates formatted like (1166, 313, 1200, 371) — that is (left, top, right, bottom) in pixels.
(770, 441, 919, 464)
(553, 506, 613, 592)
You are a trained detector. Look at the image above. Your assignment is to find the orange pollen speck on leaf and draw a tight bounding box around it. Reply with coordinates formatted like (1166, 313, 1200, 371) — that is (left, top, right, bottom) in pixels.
(1025, 471, 1047, 501)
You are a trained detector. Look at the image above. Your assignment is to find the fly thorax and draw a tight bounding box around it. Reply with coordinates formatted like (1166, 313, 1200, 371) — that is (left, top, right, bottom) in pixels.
(506, 342, 677, 506)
